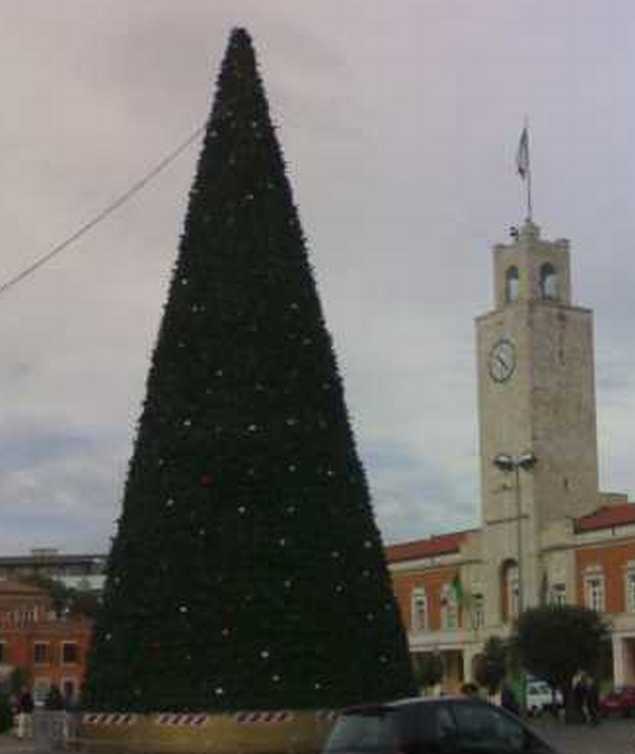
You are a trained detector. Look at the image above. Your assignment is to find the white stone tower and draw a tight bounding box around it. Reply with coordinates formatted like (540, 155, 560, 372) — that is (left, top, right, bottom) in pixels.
(475, 220, 599, 618)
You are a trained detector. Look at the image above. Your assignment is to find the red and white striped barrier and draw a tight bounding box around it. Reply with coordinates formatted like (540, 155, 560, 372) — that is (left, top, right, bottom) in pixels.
(83, 708, 329, 727)
(83, 713, 137, 726)
(234, 711, 294, 724)
(154, 713, 209, 727)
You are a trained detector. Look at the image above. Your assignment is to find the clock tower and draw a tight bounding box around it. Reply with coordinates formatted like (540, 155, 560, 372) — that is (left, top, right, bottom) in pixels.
(475, 220, 599, 611)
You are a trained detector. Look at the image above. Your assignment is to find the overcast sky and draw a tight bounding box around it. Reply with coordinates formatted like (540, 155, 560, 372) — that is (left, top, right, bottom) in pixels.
(0, 1, 633, 555)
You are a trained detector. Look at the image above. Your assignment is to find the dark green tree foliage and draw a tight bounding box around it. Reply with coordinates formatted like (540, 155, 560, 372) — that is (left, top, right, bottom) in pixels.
(84, 28, 415, 713)
(45, 685, 65, 711)
(8, 667, 30, 697)
(514, 605, 610, 713)
(19, 574, 99, 619)
(473, 637, 508, 695)
(0, 695, 12, 733)
(19, 574, 71, 618)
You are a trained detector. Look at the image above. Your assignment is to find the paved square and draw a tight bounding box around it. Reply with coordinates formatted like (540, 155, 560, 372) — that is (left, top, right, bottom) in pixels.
(532, 718, 635, 753)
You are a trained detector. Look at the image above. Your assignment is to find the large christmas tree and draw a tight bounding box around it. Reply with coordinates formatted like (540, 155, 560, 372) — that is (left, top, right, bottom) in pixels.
(84, 28, 415, 712)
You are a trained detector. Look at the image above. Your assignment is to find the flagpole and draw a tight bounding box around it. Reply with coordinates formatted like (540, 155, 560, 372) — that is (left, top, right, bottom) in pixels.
(525, 122, 533, 222)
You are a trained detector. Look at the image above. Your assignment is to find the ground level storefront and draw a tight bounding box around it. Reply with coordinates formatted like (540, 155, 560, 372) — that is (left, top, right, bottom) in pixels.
(410, 635, 616, 695)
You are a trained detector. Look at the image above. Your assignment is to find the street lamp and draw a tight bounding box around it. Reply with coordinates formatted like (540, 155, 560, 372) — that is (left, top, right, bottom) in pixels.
(492, 452, 537, 615)
(493, 451, 537, 717)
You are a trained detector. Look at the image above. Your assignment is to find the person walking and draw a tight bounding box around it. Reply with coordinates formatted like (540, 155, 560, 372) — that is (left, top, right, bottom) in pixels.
(573, 675, 588, 723)
(16, 686, 34, 739)
(586, 677, 601, 725)
(460, 682, 479, 697)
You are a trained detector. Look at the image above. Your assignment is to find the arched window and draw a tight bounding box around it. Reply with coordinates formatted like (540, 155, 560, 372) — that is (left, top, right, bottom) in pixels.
(440, 584, 459, 630)
(411, 588, 428, 632)
(507, 565, 519, 619)
(505, 266, 519, 303)
(501, 560, 519, 622)
(540, 263, 558, 299)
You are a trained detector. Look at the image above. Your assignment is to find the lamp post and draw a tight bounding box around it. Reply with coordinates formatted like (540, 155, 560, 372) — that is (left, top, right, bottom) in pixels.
(493, 451, 537, 716)
(493, 452, 537, 614)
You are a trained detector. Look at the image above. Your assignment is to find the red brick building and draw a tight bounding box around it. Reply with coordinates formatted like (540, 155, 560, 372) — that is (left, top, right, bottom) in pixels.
(0, 579, 92, 704)
(387, 501, 635, 691)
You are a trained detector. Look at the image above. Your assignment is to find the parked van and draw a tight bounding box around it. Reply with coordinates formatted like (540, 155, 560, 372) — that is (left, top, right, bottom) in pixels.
(526, 680, 562, 716)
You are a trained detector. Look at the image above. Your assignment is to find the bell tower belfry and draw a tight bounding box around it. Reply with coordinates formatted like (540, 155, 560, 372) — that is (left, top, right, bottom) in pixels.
(475, 220, 599, 610)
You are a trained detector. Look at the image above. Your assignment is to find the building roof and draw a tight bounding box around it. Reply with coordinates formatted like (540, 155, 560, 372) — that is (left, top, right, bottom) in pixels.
(575, 503, 635, 533)
(0, 553, 106, 566)
(0, 579, 47, 596)
(385, 530, 474, 563)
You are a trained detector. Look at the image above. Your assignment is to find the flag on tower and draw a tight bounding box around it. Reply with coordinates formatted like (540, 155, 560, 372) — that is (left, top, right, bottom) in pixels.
(451, 574, 465, 605)
(516, 126, 529, 179)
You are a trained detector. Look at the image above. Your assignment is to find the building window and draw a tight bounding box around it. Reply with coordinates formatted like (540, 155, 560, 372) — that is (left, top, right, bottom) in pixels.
(471, 594, 484, 629)
(585, 569, 605, 612)
(540, 263, 558, 299)
(24, 607, 37, 623)
(550, 583, 567, 606)
(503, 563, 520, 620)
(62, 642, 79, 664)
(441, 585, 459, 630)
(411, 588, 428, 633)
(625, 567, 635, 613)
(33, 642, 49, 664)
(505, 266, 519, 303)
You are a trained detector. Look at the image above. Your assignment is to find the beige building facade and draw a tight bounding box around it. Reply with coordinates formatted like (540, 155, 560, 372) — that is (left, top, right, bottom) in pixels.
(387, 220, 635, 690)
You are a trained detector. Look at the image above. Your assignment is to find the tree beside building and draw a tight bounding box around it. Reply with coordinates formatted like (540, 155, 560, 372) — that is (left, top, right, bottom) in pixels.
(514, 605, 610, 714)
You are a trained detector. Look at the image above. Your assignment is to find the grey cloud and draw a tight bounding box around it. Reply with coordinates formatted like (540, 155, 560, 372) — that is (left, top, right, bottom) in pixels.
(367, 441, 479, 544)
(0, 1, 633, 555)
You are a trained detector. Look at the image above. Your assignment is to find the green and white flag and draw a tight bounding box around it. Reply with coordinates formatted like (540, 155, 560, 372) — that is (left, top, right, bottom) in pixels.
(451, 574, 468, 605)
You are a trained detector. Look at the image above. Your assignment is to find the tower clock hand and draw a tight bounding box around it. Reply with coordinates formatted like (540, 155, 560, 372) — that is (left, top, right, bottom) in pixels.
(488, 338, 516, 382)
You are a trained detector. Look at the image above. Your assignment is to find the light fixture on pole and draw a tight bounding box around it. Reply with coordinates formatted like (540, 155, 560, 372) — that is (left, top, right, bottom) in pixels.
(493, 451, 537, 717)
(492, 451, 537, 615)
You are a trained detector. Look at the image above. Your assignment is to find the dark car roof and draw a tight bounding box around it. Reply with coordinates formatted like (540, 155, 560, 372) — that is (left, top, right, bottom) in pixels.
(332, 697, 556, 753)
(341, 696, 481, 713)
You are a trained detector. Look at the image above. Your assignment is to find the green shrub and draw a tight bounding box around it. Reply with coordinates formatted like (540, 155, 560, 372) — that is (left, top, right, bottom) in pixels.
(0, 694, 14, 733)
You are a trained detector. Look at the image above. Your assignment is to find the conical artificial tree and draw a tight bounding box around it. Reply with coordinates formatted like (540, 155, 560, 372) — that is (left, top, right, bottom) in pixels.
(84, 27, 416, 712)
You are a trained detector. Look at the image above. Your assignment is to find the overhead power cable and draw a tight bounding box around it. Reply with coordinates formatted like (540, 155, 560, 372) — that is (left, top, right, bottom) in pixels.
(0, 123, 206, 299)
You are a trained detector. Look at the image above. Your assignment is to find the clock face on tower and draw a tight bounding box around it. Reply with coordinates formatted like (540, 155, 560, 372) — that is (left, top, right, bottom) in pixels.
(488, 338, 516, 382)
